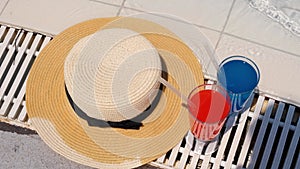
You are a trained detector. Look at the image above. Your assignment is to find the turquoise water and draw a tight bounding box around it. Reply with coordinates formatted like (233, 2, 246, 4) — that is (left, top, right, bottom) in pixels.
(218, 59, 259, 112)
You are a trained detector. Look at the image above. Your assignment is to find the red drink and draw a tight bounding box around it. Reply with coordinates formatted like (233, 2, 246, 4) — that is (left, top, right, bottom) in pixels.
(188, 88, 230, 141)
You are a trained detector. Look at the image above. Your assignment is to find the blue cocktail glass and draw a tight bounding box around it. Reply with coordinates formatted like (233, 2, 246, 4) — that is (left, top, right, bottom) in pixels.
(217, 56, 260, 125)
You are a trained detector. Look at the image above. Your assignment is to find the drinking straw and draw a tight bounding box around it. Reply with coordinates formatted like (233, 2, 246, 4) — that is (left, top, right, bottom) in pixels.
(158, 76, 190, 104)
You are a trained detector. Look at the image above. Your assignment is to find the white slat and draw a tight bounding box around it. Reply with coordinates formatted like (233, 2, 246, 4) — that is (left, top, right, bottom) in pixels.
(27, 118, 32, 125)
(17, 103, 27, 122)
(7, 75, 28, 119)
(235, 96, 265, 169)
(35, 36, 51, 56)
(0, 28, 15, 72)
(224, 95, 255, 169)
(207, 80, 215, 84)
(295, 153, 300, 169)
(267, 118, 297, 131)
(167, 140, 182, 166)
(11, 30, 26, 65)
(0, 44, 15, 78)
(178, 137, 192, 168)
(8, 33, 50, 119)
(248, 112, 297, 131)
(0, 32, 33, 101)
(200, 155, 211, 169)
(156, 154, 166, 164)
(149, 162, 174, 169)
(0, 26, 6, 37)
(0, 35, 42, 116)
(283, 118, 300, 168)
(245, 99, 275, 168)
(189, 152, 200, 169)
(249, 102, 285, 169)
(40, 36, 51, 51)
(0, 27, 14, 48)
(0, 46, 15, 98)
(211, 123, 233, 168)
(12, 32, 33, 64)
(210, 94, 255, 169)
(271, 106, 295, 169)
(198, 138, 221, 168)
(0, 27, 51, 121)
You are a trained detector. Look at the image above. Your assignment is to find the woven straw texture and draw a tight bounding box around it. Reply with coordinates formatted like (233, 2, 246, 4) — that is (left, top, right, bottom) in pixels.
(64, 28, 162, 121)
(26, 17, 204, 169)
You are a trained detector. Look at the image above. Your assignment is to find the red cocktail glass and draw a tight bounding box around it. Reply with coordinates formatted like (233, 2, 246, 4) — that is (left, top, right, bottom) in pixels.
(187, 84, 231, 154)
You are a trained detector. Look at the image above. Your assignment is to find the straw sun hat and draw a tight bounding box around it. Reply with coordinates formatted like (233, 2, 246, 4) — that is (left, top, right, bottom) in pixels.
(26, 17, 204, 168)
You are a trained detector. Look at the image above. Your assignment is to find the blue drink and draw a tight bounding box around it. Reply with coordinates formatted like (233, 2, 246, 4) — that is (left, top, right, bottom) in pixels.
(217, 56, 260, 113)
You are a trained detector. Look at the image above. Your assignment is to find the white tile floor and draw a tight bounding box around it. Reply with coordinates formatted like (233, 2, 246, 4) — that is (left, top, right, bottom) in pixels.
(0, 0, 9, 13)
(124, 0, 234, 31)
(225, 0, 300, 56)
(0, 0, 299, 105)
(91, 0, 124, 6)
(0, 0, 121, 35)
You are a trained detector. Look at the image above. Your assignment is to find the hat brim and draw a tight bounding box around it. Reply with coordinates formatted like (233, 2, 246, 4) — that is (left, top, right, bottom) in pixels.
(26, 17, 204, 168)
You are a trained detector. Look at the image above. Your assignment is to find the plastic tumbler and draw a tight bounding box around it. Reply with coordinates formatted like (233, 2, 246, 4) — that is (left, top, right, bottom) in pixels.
(187, 84, 231, 154)
(217, 55, 260, 125)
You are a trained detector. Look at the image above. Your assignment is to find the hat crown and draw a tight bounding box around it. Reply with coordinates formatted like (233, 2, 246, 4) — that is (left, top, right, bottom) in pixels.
(64, 28, 162, 121)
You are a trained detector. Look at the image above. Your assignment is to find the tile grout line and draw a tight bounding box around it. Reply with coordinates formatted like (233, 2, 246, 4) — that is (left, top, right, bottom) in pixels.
(116, 0, 126, 16)
(223, 32, 300, 57)
(119, 4, 300, 58)
(214, 0, 237, 50)
(120, 5, 222, 33)
(193, 24, 221, 33)
(0, 0, 10, 16)
(1, 0, 297, 58)
(89, 0, 122, 8)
